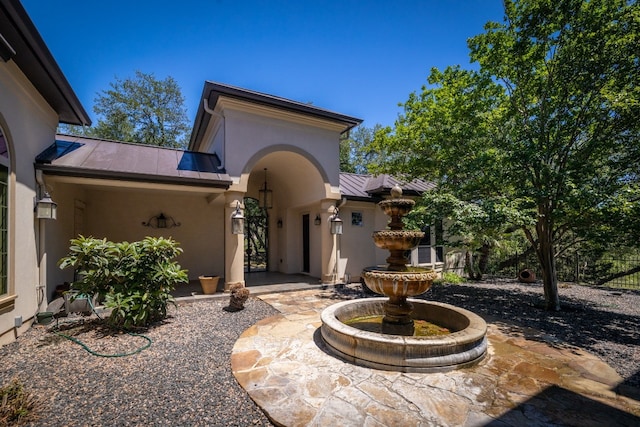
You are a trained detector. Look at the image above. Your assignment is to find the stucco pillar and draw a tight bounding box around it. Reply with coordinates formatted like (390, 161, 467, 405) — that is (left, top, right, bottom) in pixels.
(224, 191, 245, 290)
(320, 200, 340, 284)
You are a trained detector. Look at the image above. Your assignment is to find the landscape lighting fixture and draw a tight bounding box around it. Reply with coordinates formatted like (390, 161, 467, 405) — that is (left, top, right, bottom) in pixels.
(330, 207, 343, 235)
(231, 202, 245, 234)
(258, 168, 273, 209)
(35, 192, 57, 220)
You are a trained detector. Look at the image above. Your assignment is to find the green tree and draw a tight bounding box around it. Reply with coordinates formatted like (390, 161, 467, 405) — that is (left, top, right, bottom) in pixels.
(61, 71, 190, 148)
(405, 192, 530, 280)
(340, 124, 384, 173)
(371, 0, 639, 311)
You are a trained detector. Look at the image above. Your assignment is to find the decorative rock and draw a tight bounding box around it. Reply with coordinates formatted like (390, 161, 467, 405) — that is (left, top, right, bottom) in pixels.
(227, 283, 250, 311)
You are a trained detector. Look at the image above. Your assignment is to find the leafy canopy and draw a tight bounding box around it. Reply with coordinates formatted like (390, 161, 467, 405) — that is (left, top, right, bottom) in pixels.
(371, 0, 639, 310)
(61, 71, 190, 148)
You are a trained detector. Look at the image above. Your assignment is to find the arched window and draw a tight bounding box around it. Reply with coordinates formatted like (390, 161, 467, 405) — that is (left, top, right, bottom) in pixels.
(0, 126, 8, 295)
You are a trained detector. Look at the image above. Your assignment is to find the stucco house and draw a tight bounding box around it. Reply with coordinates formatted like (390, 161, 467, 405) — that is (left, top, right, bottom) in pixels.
(0, 0, 443, 345)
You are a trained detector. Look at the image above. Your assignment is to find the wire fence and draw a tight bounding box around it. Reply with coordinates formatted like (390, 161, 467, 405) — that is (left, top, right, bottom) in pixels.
(482, 252, 640, 289)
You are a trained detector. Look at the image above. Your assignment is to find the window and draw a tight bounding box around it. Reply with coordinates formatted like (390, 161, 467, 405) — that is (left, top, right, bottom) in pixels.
(413, 220, 444, 266)
(0, 127, 8, 295)
(351, 211, 363, 227)
(417, 226, 432, 264)
(435, 219, 444, 263)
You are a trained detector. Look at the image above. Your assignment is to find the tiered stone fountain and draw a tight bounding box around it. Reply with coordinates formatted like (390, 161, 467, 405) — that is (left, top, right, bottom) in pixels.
(321, 186, 487, 372)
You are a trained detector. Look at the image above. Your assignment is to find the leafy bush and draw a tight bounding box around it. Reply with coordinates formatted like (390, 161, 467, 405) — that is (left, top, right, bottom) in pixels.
(0, 379, 38, 425)
(59, 236, 188, 329)
(434, 272, 466, 285)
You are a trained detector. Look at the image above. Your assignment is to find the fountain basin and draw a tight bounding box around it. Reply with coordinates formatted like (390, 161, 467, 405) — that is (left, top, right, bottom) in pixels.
(320, 298, 487, 373)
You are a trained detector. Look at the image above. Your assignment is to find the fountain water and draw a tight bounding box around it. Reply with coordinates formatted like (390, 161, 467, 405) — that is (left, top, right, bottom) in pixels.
(320, 186, 487, 372)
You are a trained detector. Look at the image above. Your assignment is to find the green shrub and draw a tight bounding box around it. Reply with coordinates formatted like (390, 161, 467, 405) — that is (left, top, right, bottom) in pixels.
(59, 236, 188, 329)
(434, 272, 466, 285)
(0, 379, 38, 425)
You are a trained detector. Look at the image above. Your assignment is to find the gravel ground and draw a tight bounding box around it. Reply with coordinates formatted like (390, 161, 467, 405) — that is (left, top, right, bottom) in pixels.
(1, 280, 638, 426)
(423, 280, 640, 388)
(0, 298, 279, 427)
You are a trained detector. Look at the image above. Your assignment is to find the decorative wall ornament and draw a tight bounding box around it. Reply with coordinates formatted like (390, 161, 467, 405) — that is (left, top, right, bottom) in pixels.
(142, 213, 181, 229)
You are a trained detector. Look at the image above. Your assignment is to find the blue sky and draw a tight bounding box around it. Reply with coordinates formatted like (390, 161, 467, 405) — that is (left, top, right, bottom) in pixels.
(22, 0, 505, 129)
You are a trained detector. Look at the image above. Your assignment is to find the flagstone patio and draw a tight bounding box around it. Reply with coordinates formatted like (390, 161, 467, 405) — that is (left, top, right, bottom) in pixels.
(232, 288, 640, 426)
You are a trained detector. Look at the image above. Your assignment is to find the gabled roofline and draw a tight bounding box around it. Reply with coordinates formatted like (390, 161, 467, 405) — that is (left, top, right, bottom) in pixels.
(0, 0, 91, 126)
(189, 81, 362, 151)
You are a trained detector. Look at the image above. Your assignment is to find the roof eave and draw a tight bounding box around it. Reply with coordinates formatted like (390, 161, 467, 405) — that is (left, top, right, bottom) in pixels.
(35, 164, 232, 189)
(189, 81, 363, 151)
(0, 0, 91, 126)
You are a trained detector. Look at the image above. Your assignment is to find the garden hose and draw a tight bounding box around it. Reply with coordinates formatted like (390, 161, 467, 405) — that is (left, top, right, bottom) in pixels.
(54, 330, 152, 358)
(52, 294, 153, 358)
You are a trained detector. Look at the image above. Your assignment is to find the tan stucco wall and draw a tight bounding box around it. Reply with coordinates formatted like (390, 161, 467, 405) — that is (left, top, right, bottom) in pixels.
(88, 189, 225, 280)
(220, 105, 342, 192)
(47, 185, 226, 291)
(336, 202, 380, 281)
(0, 60, 59, 345)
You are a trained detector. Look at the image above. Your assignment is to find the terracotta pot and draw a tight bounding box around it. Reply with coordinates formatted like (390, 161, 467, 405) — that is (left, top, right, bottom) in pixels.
(518, 269, 536, 283)
(198, 276, 220, 294)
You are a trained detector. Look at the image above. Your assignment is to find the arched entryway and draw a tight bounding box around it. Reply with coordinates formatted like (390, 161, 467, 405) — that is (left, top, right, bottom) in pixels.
(244, 197, 268, 273)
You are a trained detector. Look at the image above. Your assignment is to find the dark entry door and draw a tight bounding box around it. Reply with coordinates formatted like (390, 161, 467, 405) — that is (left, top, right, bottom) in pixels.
(244, 197, 268, 272)
(302, 214, 310, 273)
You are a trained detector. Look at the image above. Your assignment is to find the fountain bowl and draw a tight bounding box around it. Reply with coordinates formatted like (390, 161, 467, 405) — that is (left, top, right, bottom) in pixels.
(362, 267, 437, 297)
(372, 230, 424, 251)
(320, 298, 487, 373)
(378, 198, 416, 218)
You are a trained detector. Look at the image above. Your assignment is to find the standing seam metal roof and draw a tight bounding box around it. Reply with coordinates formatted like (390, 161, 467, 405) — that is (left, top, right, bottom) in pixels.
(36, 134, 231, 188)
(339, 172, 434, 201)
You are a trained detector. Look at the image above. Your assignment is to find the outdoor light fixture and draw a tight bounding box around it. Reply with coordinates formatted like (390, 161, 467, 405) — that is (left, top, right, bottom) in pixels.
(142, 213, 181, 229)
(330, 207, 343, 235)
(277, 218, 283, 228)
(314, 214, 321, 226)
(258, 168, 273, 209)
(35, 192, 57, 220)
(231, 201, 245, 234)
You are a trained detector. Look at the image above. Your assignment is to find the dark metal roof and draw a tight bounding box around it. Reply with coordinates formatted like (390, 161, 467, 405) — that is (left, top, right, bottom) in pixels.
(339, 172, 434, 202)
(189, 81, 363, 151)
(0, 0, 91, 125)
(36, 134, 232, 188)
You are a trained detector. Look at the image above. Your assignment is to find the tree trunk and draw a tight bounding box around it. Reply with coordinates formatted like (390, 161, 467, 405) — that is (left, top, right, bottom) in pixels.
(465, 250, 481, 280)
(536, 211, 560, 311)
(478, 243, 491, 276)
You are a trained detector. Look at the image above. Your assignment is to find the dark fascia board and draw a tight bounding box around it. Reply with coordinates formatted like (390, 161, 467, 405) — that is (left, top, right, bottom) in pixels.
(189, 81, 363, 151)
(35, 163, 232, 189)
(0, 32, 16, 61)
(0, 0, 91, 126)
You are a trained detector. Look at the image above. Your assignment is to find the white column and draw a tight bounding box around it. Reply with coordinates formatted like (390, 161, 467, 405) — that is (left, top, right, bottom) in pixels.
(224, 191, 245, 290)
(320, 200, 339, 284)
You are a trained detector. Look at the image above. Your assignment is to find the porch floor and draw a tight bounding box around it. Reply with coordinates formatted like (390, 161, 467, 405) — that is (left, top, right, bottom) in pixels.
(171, 272, 324, 300)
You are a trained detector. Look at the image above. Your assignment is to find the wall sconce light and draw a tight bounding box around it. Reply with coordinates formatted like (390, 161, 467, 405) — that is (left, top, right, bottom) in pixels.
(277, 218, 283, 228)
(142, 213, 181, 229)
(314, 214, 321, 226)
(258, 168, 273, 209)
(329, 207, 343, 235)
(231, 201, 245, 234)
(35, 192, 57, 220)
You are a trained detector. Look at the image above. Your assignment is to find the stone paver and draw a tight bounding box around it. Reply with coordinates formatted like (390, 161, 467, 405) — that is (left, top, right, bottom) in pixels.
(232, 289, 640, 426)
